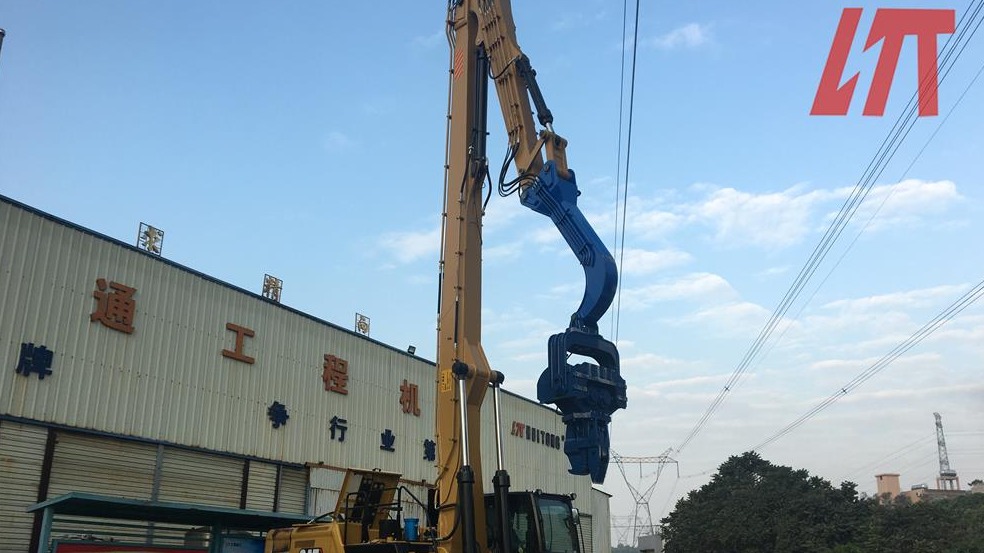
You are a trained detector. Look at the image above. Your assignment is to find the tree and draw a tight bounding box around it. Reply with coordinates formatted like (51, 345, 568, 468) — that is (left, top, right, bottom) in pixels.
(970, 478, 983, 486)
(659, 452, 865, 553)
(659, 453, 984, 553)
(860, 493, 984, 552)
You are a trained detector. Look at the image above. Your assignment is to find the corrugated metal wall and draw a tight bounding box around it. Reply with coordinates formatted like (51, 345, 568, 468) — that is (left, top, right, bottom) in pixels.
(0, 421, 46, 552)
(158, 447, 244, 507)
(246, 460, 278, 511)
(590, 487, 612, 553)
(48, 432, 157, 499)
(580, 514, 594, 553)
(0, 197, 603, 540)
(277, 465, 308, 514)
(0, 199, 435, 483)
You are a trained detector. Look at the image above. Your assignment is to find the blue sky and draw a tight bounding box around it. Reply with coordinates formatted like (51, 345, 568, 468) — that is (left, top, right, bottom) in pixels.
(2, 0, 983, 542)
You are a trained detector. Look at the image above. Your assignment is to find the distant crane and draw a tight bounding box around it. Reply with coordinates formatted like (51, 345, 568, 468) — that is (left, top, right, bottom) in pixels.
(934, 412, 960, 490)
(612, 449, 678, 547)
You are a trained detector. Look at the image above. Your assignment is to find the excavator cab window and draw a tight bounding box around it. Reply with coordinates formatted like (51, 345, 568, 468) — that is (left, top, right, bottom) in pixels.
(485, 493, 581, 553)
(535, 496, 580, 553)
(486, 493, 535, 553)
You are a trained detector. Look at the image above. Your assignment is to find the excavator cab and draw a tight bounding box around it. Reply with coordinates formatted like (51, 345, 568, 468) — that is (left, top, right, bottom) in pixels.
(484, 492, 582, 553)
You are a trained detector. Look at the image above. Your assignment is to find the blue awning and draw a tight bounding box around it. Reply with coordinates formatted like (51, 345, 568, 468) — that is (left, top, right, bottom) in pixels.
(28, 492, 310, 531)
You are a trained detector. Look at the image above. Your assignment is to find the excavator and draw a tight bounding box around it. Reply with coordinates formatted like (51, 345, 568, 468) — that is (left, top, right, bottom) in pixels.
(266, 1, 626, 552)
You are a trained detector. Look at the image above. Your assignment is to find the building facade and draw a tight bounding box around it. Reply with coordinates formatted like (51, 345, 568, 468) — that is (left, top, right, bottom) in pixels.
(0, 196, 608, 553)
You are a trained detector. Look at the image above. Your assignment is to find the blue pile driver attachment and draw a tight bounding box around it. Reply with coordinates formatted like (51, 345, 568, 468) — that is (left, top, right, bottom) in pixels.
(520, 160, 628, 484)
(538, 329, 626, 483)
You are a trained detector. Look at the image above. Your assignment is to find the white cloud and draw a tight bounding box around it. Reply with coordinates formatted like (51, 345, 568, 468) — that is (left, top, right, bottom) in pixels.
(840, 382, 984, 403)
(822, 284, 967, 313)
(688, 185, 829, 248)
(551, 10, 608, 32)
(620, 272, 736, 309)
(680, 301, 774, 334)
(616, 179, 961, 251)
(648, 23, 712, 50)
(626, 206, 682, 239)
(532, 225, 563, 245)
(378, 227, 440, 264)
(757, 265, 790, 278)
(544, 282, 582, 298)
(642, 372, 731, 390)
(809, 358, 864, 372)
(410, 29, 444, 50)
(484, 242, 523, 261)
(847, 179, 961, 230)
(619, 248, 693, 275)
(621, 352, 694, 373)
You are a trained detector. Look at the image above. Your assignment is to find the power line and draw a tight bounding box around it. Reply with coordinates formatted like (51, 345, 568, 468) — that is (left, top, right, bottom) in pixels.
(751, 277, 984, 451)
(613, 0, 642, 343)
(673, 0, 984, 455)
(609, 0, 629, 337)
(838, 433, 935, 483)
(722, 20, 984, 407)
(610, 0, 630, 339)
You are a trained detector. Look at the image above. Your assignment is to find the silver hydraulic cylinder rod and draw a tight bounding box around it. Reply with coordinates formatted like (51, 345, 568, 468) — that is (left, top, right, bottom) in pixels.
(456, 366, 471, 466)
(491, 371, 506, 471)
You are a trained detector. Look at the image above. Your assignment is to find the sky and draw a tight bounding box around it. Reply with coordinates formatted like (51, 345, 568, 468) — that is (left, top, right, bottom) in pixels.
(1, 0, 983, 545)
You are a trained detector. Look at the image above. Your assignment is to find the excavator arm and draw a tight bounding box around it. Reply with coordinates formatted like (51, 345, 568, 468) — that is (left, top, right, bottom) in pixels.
(437, 1, 627, 553)
(471, 0, 628, 485)
(439, 0, 626, 512)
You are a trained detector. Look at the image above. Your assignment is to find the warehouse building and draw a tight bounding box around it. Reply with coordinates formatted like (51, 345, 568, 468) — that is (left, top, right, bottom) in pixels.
(0, 195, 610, 553)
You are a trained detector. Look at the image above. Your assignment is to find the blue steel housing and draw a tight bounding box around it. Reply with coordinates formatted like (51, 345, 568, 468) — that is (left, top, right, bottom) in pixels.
(521, 161, 628, 484)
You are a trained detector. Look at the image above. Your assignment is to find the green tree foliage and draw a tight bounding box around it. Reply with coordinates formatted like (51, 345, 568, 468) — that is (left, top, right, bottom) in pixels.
(861, 493, 984, 553)
(659, 452, 984, 553)
(660, 452, 864, 553)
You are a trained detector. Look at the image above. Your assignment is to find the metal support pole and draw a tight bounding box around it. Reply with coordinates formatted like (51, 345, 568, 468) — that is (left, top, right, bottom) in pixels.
(35, 507, 53, 553)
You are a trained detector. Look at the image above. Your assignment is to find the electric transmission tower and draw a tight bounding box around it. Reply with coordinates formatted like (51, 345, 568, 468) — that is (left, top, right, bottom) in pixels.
(934, 412, 960, 490)
(612, 449, 678, 546)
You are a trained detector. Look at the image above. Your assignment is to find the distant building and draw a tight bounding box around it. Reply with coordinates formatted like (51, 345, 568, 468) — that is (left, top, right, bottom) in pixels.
(873, 473, 970, 504)
(875, 473, 901, 499)
(638, 533, 662, 553)
(902, 486, 967, 503)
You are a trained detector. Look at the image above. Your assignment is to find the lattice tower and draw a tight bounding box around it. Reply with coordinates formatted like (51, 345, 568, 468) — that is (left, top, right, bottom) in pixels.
(934, 412, 960, 490)
(612, 449, 678, 546)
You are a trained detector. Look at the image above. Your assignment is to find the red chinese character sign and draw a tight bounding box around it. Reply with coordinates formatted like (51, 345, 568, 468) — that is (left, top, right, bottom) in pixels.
(400, 379, 421, 416)
(323, 354, 349, 395)
(90, 278, 136, 334)
(222, 323, 255, 364)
